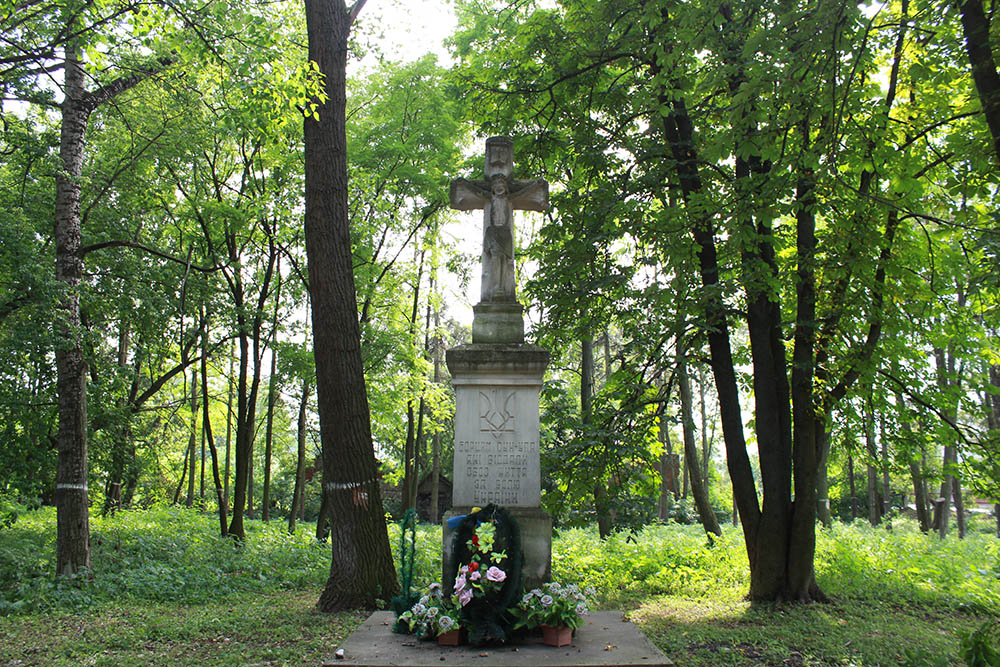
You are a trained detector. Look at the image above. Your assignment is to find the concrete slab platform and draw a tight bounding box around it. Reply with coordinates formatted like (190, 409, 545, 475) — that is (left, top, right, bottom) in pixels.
(324, 611, 672, 667)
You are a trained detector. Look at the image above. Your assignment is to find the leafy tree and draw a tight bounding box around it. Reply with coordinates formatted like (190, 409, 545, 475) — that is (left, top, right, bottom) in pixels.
(302, 0, 398, 610)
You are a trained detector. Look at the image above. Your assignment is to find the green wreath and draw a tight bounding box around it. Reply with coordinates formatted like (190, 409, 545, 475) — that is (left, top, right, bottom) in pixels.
(445, 504, 524, 645)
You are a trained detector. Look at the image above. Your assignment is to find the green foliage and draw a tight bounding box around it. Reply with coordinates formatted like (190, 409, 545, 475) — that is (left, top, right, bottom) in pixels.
(815, 521, 1000, 615)
(0, 506, 330, 614)
(961, 619, 1000, 667)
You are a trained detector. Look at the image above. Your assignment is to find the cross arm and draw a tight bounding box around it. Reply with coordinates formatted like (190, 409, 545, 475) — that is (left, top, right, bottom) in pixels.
(450, 178, 490, 211)
(509, 178, 549, 212)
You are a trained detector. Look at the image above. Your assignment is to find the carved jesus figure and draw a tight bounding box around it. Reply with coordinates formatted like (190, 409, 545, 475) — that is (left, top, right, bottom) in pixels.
(450, 137, 548, 303)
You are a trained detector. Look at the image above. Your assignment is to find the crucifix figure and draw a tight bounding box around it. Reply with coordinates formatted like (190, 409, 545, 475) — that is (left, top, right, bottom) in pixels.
(450, 137, 549, 303)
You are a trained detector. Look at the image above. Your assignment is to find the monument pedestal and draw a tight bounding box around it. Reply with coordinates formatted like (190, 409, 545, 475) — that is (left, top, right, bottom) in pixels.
(444, 344, 551, 589)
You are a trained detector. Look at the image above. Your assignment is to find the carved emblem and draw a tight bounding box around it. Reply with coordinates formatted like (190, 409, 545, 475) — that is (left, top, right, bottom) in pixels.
(479, 389, 515, 439)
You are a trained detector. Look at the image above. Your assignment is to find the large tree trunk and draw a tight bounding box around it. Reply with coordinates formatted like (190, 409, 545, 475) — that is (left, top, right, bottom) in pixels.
(957, 0, 1000, 166)
(54, 41, 91, 576)
(304, 0, 397, 610)
(678, 343, 722, 537)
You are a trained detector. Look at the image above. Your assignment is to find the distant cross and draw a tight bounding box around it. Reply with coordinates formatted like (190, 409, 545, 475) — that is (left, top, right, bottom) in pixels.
(450, 137, 548, 303)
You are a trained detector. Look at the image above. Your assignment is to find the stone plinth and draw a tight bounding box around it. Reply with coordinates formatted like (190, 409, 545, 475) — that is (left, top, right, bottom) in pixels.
(472, 302, 524, 344)
(326, 611, 674, 666)
(444, 344, 551, 588)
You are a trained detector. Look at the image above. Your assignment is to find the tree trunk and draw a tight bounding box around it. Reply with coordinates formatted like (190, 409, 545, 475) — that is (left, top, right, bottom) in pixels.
(289, 379, 311, 533)
(201, 313, 228, 537)
(880, 410, 890, 516)
(305, 0, 397, 610)
(54, 40, 91, 577)
(865, 394, 881, 526)
(815, 423, 832, 528)
(402, 243, 425, 512)
(697, 365, 710, 489)
(844, 450, 855, 520)
(187, 368, 197, 507)
(262, 271, 281, 522)
(678, 345, 722, 537)
(225, 339, 234, 511)
(898, 391, 930, 531)
(227, 243, 274, 536)
(957, 0, 1000, 166)
(953, 474, 966, 539)
(582, 335, 612, 538)
(429, 267, 441, 524)
(173, 441, 190, 506)
(657, 401, 676, 520)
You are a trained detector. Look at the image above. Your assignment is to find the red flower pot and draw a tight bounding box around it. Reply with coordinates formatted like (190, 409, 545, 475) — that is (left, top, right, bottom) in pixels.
(437, 629, 461, 646)
(541, 624, 573, 647)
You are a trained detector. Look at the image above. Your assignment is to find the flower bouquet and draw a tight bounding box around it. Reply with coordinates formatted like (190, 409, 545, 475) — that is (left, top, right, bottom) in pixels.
(447, 504, 523, 645)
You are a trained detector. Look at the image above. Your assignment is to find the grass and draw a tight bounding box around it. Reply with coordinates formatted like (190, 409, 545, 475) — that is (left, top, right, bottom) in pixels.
(1, 505, 998, 665)
(0, 590, 364, 666)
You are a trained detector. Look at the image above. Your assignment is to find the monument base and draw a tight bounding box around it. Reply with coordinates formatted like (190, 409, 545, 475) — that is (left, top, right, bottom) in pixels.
(472, 302, 524, 344)
(443, 506, 552, 590)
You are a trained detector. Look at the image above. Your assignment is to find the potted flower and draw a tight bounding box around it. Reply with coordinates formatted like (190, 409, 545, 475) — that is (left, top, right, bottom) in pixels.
(396, 583, 463, 644)
(512, 582, 594, 646)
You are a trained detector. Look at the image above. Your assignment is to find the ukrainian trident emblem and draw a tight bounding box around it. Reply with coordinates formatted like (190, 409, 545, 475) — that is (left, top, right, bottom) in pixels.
(479, 389, 515, 439)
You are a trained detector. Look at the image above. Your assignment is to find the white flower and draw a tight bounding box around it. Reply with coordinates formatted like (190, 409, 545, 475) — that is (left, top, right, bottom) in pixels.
(576, 603, 588, 615)
(427, 606, 439, 617)
(568, 584, 580, 594)
(429, 583, 442, 594)
(548, 582, 561, 590)
(541, 594, 554, 607)
(438, 615, 455, 632)
(412, 603, 426, 615)
(531, 588, 543, 597)
(584, 586, 596, 597)
(522, 594, 533, 604)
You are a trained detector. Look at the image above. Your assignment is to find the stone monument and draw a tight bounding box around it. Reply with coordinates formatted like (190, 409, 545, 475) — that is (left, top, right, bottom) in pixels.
(443, 136, 552, 588)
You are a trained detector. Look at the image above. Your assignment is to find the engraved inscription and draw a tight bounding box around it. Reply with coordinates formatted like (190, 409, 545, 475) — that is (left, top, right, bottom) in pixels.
(479, 389, 515, 439)
(455, 438, 538, 506)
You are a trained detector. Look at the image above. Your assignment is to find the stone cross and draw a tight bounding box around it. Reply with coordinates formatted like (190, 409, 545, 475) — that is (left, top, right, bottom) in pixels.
(450, 137, 548, 303)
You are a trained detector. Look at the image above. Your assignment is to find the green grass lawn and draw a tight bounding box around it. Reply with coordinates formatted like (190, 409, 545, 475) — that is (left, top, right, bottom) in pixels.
(1, 506, 997, 665)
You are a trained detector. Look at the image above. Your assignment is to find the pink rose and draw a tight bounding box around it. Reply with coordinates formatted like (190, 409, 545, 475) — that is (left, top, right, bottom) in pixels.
(458, 589, 473, 606)
(485, 566, 506, 583)
(470, 570, 481, 582)
(453, 574, 467, 594)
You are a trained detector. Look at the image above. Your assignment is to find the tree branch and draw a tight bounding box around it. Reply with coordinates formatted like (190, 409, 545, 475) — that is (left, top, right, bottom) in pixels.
(79, 240, 219, 272)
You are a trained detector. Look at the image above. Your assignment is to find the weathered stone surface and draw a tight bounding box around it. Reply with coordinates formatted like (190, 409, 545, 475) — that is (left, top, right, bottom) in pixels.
(326, 611, 674, 666)
(471, 303, 524, 344)
(446, 345, 549, 509)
